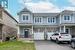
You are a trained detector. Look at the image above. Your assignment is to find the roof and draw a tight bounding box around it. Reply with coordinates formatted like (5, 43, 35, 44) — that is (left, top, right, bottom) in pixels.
(18, 7, 75, 17)
(62, 10, 74, 12)
(33, 13, 59, 17)
(0, 7, 18, 23)
(18, 8, 31, 15)
(60, 10, 75, 15)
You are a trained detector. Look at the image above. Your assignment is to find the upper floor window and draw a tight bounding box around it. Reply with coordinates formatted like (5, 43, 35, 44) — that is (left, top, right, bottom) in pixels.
(35, 17, 42, 23)
(48, 17, 56, 23)
(64, 15, 71, 21)
(23, 15, 28, 20)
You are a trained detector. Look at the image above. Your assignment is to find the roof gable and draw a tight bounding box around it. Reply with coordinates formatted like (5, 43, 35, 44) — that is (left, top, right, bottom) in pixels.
(0, 7, 18, 23)
(60, 10, 75, 15)
(18, 8, 31, 15)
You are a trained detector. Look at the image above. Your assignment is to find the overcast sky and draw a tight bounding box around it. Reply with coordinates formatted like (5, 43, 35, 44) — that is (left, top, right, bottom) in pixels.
(7, 0, 75, 21)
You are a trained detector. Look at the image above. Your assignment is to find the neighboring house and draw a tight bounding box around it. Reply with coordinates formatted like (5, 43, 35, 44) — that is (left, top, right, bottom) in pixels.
(17, 8, 75, 40)
(0, 7, 18, 41)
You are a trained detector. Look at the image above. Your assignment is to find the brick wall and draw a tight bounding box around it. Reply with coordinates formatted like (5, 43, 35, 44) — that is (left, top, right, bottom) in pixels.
(0, 8, 17, 41)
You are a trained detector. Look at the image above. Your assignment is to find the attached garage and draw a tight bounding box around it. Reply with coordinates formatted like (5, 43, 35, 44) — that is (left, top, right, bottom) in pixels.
(34, 32, 55, 40)
(47, 32, 54, 40)
(33, 27, 57, 40)
(34, 32, 44, 40)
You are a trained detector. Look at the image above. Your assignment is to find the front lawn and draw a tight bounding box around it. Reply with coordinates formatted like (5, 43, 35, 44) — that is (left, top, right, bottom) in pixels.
(0, 41, 35, 50)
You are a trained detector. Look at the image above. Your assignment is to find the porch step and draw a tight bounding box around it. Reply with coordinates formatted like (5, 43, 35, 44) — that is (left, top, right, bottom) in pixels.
(20, 38, 33, 40)
(0, 39, 2, 43)
(18, 38, 34, 43)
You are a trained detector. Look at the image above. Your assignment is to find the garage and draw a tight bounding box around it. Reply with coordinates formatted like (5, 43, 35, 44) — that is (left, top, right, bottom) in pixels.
(34, 32, 54, 40)
(47, 32, 54, 40)
(33, 27, 57, 40)
(34, 32, 44, 40)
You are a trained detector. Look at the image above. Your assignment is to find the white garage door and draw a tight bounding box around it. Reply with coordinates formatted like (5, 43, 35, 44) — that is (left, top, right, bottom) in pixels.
(34, 32, 44, 40)
(47, 32, 54, 40)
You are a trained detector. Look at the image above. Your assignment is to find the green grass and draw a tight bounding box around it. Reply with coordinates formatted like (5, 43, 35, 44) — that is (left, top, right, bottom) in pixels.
(0, 41, 35, 50)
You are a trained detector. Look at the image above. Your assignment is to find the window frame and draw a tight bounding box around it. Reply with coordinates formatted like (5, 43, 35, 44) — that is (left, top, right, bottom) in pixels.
(63, 15, 71, 21)
(34, 17, 42, 23)
(47, 17, 56, 23)
(22, 14, 29, 21)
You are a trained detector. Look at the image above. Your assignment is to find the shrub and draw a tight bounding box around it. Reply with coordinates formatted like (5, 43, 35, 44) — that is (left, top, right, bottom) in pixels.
(5, 37, 10, 41)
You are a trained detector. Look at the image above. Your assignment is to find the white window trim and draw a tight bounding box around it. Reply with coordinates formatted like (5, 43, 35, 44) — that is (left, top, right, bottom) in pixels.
(63, 15, 71, 21)
(47, 17, 56, 24)
(34, 17, 43, 23)
(22, 14, 30, 21)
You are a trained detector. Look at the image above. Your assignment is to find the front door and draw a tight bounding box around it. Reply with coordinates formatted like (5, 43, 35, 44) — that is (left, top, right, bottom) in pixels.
(24, 30, 29, 38)
(66, 28, 70, 34)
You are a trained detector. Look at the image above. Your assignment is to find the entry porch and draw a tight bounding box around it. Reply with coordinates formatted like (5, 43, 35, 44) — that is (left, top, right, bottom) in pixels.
(59, 24, 75, 36)
(17, 25, 33, 40)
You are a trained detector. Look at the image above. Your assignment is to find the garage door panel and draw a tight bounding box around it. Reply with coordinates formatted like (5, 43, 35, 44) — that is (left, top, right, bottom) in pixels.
(34, 32, 44, 40)
(47, 32, 54, 40)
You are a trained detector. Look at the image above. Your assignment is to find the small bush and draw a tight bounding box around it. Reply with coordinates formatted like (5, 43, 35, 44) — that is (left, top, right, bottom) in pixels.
(10, 36, 17, 41)
(5, 37, 10, 41)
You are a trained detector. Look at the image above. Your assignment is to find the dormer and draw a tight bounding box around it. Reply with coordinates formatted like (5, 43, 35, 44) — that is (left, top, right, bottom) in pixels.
(59, 10, 75, 24)
(17, 8, 33, 23)
(18, 8, 32, 15)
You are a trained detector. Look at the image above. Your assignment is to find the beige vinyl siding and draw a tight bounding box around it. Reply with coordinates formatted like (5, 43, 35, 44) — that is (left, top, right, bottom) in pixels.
(2, 11, 17, 28)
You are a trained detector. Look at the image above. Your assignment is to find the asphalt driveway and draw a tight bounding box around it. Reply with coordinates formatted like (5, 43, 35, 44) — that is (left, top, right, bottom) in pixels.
(35, 41, 75, 50)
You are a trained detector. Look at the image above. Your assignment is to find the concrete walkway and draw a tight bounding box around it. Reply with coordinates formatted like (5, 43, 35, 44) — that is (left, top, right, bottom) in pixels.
(35, 41, 75, 50)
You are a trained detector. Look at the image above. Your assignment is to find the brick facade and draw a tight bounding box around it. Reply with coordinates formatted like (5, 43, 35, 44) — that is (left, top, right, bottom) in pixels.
(0, 7, 17, 41)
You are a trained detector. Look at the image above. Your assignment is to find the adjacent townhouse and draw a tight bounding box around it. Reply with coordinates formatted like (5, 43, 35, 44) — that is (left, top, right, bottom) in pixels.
(0, 6, 18, 41)
(17, 8, 75, 40)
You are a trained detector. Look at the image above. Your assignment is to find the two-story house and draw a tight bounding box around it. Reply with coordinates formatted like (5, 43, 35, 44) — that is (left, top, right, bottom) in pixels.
(17, 8, 75, 40)
(0, 6, 18, 41)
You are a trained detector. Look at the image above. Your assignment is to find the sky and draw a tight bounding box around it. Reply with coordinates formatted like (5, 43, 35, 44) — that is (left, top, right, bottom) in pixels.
(5, 0, 75, 21)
